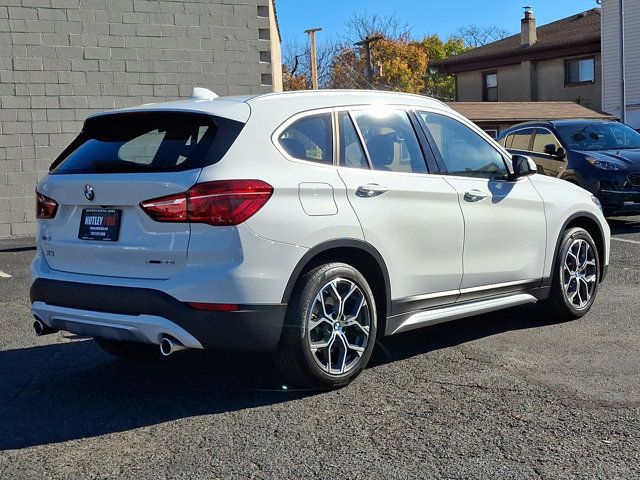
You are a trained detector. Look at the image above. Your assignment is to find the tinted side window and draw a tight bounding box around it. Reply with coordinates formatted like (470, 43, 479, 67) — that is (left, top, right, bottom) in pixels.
(506, 134, 515, 148)
(499, 134, 514, 148)
(532, 129, 561, 154)
(418, 111, 507, 179)
(278, 113, 333, 165)
(338, 112, 368, 169)
(352, 110, 427, 174)
(510, 128, 535, 151)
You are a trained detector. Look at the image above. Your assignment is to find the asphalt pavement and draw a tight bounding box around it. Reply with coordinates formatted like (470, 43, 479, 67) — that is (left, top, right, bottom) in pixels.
(0, 218, 639, 479)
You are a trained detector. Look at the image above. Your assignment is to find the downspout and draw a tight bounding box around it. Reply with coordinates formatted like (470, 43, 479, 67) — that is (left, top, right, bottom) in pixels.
(620, 0, 626, 123)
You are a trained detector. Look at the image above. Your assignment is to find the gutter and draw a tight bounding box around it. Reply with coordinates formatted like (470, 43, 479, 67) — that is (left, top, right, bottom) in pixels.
(433, 37, 601, 73)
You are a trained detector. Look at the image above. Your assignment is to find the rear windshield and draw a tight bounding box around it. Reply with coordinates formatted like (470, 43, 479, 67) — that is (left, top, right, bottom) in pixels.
(50, 111, 244, 174)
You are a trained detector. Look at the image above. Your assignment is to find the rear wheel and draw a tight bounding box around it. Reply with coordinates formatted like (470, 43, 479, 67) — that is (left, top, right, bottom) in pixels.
(95, 338, 158, 361)
(541, 227, 600, 320)
(274, 262, 377, 389)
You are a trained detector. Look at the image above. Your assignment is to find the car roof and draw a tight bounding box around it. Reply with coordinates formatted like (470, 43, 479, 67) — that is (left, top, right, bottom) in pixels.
(244, 89, 450, 110)
(89, 90, 452, 123)
(550, 118, 617, 127)
(504, 118, 619, 132)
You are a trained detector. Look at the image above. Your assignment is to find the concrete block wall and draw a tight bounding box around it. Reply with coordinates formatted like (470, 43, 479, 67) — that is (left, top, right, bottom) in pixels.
(0, 0, 281, 238)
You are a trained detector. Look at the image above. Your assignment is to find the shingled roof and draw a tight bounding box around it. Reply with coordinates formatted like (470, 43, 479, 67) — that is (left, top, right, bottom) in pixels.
(447, 102, 616, 123)
(435, 9, 601, 74)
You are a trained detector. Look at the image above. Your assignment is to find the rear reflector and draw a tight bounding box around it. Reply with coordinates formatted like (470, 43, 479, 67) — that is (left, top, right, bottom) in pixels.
(186, 302, 239, 312)
(140, 180, 273, 226)
(36, 191, 58, 219)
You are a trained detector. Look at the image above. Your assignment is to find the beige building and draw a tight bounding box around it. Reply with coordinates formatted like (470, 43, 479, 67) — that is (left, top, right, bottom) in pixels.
(435, 8, 602, 110)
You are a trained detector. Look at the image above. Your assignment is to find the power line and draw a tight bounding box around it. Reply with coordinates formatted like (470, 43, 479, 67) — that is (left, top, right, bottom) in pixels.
(332, 54, 375, 89)
(332, 61, 362, 89)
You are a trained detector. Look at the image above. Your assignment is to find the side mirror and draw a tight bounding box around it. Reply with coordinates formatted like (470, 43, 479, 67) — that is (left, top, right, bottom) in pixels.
(555, 147, 566, 159)
(511, 154, 537, 178)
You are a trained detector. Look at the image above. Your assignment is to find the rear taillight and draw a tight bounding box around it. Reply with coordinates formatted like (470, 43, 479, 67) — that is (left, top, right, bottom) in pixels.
(140, 180, 273, 226)
(36, 191, 58, 219)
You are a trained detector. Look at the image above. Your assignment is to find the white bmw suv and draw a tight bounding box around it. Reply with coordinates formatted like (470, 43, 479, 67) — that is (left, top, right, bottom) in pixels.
(31, 89, 610, 388)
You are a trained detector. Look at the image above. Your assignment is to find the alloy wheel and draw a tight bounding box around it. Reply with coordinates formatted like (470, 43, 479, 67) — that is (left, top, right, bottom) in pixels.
(563, 238, 597, 309)
(306, 278, 371, 375)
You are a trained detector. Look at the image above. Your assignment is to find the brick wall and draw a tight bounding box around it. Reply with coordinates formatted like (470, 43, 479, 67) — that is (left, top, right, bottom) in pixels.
(0, 0, 281, 238)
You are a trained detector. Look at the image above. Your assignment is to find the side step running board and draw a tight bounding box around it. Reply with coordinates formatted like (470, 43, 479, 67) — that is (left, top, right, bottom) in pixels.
(388, 293, 537, 335)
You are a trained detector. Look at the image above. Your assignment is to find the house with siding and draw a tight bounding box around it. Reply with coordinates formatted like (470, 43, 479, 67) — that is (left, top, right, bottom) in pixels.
(0, 0, 282, 238)
(434, 8, 602, 110)
(601, 0, 640, 128)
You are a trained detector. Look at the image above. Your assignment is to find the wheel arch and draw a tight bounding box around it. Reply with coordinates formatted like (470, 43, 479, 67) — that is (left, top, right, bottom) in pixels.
(550, 212, 607, 283)
(282, 240, 391, 332)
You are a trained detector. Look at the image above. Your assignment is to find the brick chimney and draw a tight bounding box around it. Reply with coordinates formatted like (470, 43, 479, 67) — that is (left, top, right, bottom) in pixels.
(521, 6, 537, 47)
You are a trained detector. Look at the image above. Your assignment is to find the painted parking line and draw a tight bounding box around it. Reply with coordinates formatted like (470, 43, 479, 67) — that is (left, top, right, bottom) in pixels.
(611, 237, 640, 245)
(0, 270, 11, 278)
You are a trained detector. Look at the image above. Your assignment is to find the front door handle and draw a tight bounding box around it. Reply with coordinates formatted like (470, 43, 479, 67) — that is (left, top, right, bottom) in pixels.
(463, 189, 489, 202)
(356, 183, 389, 198)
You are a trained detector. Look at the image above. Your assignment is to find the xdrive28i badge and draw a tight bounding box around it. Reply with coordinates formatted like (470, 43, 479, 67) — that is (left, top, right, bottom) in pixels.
(84, 184, 95, 201)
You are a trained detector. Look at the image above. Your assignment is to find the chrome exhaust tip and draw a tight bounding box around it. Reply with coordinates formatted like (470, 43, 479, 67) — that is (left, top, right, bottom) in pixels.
(33, 317, 57, 336)
(159, 336, 186, 357)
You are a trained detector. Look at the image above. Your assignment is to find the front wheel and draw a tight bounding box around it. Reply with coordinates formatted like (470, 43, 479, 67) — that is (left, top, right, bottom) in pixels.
(273, 262, 377, 389)
(541, 227, 600, 320)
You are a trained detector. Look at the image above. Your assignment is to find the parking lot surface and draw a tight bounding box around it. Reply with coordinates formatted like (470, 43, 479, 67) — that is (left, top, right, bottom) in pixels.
(1, 218, 639, 479)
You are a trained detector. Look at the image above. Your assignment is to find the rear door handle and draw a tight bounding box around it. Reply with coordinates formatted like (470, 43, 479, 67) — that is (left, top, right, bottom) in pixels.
(356, 183, 389, 198)
(463, 189, 489, 202)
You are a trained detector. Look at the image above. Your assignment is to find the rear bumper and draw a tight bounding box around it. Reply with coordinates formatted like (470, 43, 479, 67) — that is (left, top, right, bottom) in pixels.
(30, 278, 287, 352)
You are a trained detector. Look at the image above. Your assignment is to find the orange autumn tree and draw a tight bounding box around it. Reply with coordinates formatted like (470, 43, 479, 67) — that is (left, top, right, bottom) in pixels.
(329, 36, 428, 93)
(373, 38, 429, 93)
(282, 64, 307, 91)
(328, 12, 428, 92)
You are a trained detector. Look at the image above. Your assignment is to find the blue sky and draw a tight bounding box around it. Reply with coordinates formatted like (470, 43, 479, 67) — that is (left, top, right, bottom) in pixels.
(277, 0, 601, 47)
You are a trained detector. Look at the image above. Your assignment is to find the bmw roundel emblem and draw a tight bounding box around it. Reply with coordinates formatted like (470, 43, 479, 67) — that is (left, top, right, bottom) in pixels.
(84, 184, 95, 201)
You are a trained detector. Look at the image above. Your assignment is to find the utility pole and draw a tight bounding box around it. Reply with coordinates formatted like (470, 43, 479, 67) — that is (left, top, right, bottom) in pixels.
(619, 0, 626, 123)
(354, 35, 383, 87)
(304, 27, 322, 89)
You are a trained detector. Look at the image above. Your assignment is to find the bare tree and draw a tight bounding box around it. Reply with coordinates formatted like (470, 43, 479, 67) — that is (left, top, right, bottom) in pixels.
(282, 37, 306, 77)
(340, 11, 412, 45)
(328, 11, 417, 90)
(281, 36, 337, 89)
(455, 25, 511, 48)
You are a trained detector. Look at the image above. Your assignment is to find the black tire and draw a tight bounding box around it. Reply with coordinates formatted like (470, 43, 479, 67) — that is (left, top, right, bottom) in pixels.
(541, 227, 600, 321)
(273, 262, 378, 389)
(94, 338, 159, 361)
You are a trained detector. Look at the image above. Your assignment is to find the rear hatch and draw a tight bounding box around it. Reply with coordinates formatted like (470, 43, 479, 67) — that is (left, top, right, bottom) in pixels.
(38, 108, 247, 279)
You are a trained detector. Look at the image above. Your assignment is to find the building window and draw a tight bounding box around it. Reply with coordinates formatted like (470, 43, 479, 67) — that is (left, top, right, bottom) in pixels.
(483, 72, 498, 102)
(483, 128, 499, 139)
(565, 57, 595, 86)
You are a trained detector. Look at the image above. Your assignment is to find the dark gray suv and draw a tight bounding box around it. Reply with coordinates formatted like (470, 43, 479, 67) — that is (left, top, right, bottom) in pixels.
(498, 120, 640, 216)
